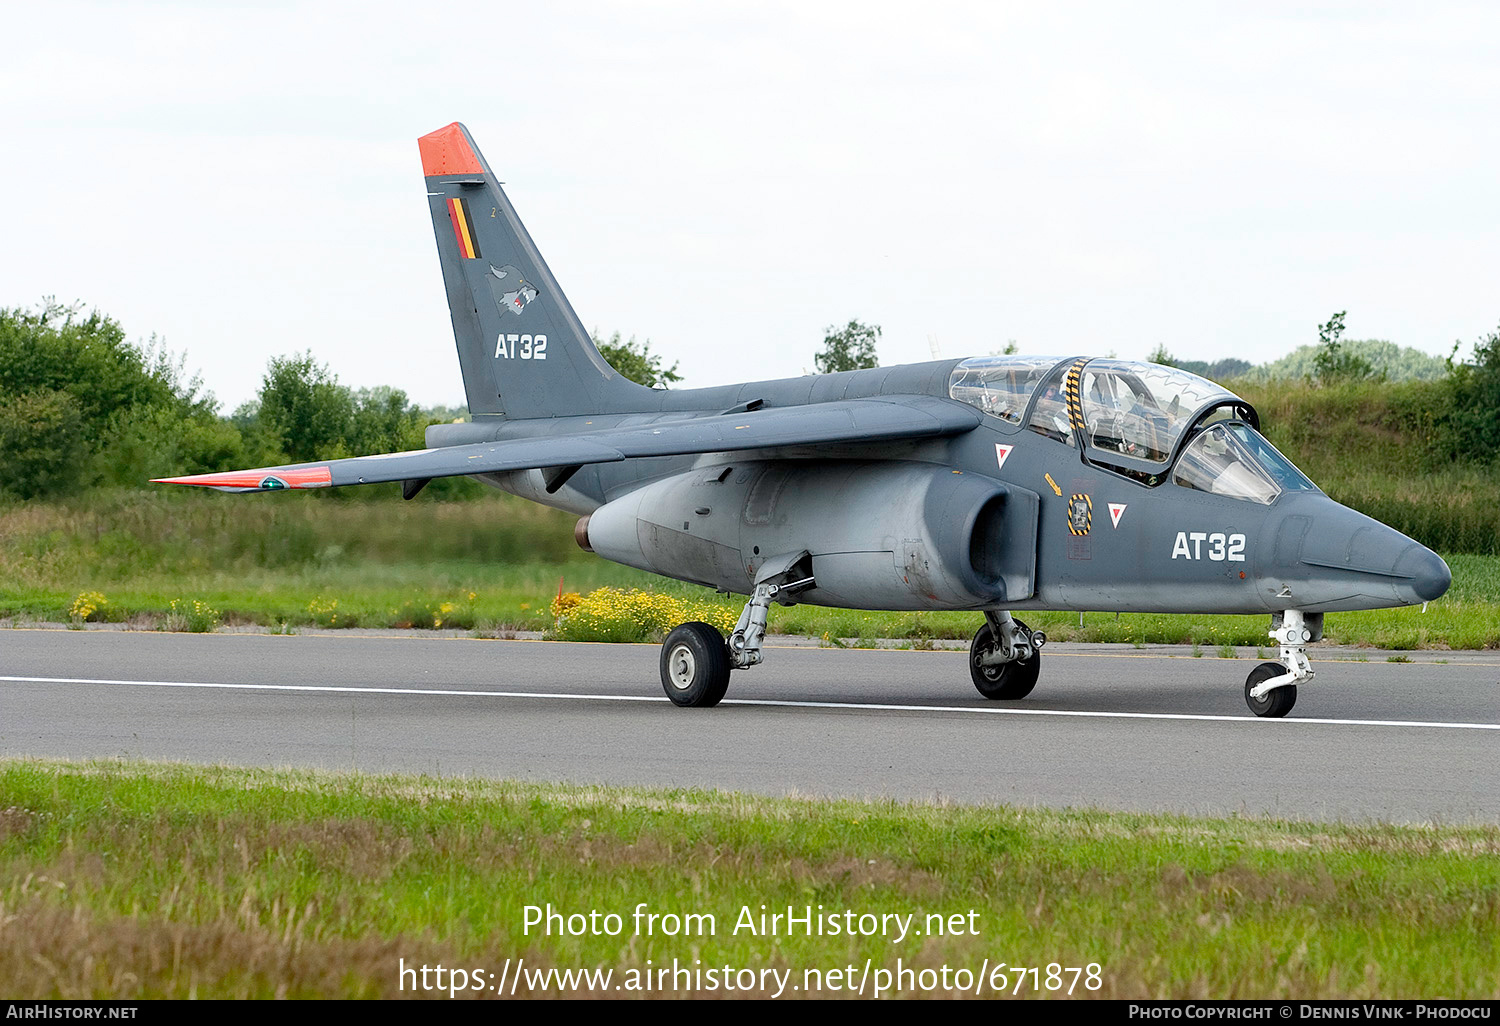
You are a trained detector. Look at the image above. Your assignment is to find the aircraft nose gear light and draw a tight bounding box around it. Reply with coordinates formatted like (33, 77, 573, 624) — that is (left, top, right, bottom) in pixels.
(1244, 609, 1317, 718)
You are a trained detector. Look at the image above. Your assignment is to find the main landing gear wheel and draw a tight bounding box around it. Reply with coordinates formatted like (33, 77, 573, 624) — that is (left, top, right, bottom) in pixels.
(660, 622, 731, 708)
(1245, 661, 1297, 718)
(970, 619, 1041, 700)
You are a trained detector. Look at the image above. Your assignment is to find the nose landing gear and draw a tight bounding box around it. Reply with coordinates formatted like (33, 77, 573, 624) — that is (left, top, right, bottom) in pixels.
(1244, 609, 1318, 717)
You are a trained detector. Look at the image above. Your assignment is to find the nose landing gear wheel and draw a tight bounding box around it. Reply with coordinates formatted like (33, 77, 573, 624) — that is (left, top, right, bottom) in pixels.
(970, 619, 1041, 700)
(1245, 661, 1297, 718)
(660, 622, 731, 707)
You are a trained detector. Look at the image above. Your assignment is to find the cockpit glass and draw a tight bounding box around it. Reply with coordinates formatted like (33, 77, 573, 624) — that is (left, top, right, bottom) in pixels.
(948, 356, 1065, 425)
(1079, 360, 1233, 465)
(1027, 362, 1075, 443)
(1223, 424, 1319, 493)
(1173, 423, 1314, 504)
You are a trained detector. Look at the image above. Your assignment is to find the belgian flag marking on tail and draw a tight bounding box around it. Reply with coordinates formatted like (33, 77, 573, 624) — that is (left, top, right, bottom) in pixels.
(447, 197, 482, 259)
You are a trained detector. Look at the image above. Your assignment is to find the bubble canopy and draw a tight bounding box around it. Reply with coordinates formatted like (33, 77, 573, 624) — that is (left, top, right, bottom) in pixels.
(948, 355, 1264, 477)
(946, 355, 1064, 425)
(1072, 358, 1247, 468)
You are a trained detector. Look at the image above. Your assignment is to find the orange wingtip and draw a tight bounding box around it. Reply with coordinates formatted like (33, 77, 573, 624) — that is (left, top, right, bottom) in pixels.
(153, 466, 332, 490)
(418, 122, 483, 177)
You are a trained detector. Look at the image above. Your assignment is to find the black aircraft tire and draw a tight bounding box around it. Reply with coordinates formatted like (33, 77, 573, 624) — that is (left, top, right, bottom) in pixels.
(970, 621, 1041, 700)
(1244, 661, 1297, 718)
(660, 622, 732, 708)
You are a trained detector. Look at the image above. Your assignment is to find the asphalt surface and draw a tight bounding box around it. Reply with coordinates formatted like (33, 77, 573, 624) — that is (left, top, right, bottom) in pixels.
(3, 629, 1497, 823)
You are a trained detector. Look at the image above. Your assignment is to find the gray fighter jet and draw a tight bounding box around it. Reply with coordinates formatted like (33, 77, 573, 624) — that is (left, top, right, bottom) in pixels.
(156, 122, 1451, 717)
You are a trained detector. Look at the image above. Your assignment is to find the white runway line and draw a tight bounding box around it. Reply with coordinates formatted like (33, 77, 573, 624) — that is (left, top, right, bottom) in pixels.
(4, 674, 1499, 731)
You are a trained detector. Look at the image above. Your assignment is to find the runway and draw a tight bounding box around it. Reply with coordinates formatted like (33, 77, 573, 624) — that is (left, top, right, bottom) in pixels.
(3, 630, 1497, 823)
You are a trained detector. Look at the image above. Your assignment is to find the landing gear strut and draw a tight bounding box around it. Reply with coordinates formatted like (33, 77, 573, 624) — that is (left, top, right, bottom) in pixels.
(970, 611, 1045, 700)
(658, 570, 814, 707)
(1243, 609, 1317, 718)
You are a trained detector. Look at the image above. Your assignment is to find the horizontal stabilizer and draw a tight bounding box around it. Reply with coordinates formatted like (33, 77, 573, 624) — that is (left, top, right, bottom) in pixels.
(152, 396, 979, 493)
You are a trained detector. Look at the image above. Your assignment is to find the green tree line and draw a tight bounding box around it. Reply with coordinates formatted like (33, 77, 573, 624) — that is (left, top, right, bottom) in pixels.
(4, 300, 1498, 535)
(1152, 311, 1500, 466)
(0, 302, 683, 500)
(0, 301, 243, 499)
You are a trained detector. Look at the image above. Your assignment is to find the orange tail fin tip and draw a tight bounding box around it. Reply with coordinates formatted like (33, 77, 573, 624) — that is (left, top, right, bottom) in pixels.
(418, 122, 483, 177)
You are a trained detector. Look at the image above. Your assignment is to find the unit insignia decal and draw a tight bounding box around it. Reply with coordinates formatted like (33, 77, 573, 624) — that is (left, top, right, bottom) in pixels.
(489, 264, 538, 315)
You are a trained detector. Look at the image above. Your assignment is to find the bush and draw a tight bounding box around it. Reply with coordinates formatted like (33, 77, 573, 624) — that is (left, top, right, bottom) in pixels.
(0, 301, 234, 494)
(166, 598, 220, 633)
(253, 354, 427, 466)
(1442, 323, 1500, 459)
(387, 596, 475, 630)
(0, 390, 88, 498)
(69, 591, 109, 623)
(307, 597, 346, 628)
(551, 587, 739, 643)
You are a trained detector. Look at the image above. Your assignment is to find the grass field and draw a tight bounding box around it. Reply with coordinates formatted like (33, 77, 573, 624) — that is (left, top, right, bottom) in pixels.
(1, 759, 1496, 999)
(6, 555, 1499, 649)
(4, 490, 1499, 648)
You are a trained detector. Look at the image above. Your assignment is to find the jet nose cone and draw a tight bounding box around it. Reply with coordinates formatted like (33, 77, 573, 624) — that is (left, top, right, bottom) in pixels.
(1398, 544, 1451, 602)
(1291, 500, 1451, 608)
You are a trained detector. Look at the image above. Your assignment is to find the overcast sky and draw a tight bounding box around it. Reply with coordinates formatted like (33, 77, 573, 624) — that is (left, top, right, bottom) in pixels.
(3, 1, 1497, 412)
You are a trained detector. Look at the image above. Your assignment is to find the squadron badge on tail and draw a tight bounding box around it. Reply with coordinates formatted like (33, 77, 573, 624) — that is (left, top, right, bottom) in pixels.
(489, 264, 538, 315)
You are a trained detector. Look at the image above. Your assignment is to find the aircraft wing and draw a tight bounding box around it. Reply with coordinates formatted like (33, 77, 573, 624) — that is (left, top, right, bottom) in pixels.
(152, 396, 980, 492)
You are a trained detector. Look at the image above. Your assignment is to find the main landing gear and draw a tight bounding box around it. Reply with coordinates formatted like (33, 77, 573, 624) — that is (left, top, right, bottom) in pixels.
(969, 610, 1046, 700)
(1243, 609, 1318, 718)
(659, 573, 815, 707)
(662, 597, 1307, 717)
(662, 601, 1051, 708)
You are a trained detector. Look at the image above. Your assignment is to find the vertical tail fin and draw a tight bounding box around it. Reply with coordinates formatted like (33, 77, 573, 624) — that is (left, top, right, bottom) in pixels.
(419, 122, 649, 419)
